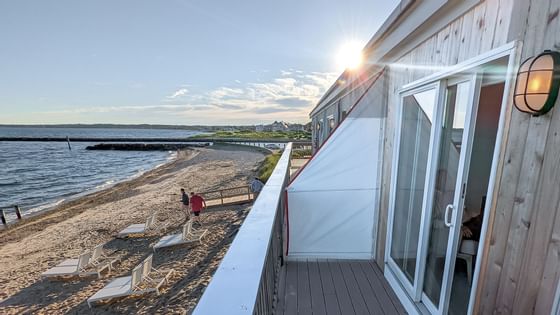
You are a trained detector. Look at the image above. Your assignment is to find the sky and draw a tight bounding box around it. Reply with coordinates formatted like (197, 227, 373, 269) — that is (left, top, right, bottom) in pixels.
(0, 0, 398, 125)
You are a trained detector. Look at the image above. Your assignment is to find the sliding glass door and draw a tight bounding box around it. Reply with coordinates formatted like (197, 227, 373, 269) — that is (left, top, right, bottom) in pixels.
(387, 75, 481, 315)
(388, 84, 439, 296)
(421, 77, 480, 314)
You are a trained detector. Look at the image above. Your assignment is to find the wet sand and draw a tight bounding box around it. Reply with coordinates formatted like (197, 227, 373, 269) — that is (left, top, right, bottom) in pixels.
(0, 145, 266, 314)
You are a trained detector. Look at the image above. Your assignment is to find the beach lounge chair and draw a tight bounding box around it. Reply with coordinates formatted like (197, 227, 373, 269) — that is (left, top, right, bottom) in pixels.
(41, 251, 101, 278)
(117, 213, 157, 238)
(90, 243, 121, 273)
(141, 254, 173, 286)
(87, 255, 173, 307)
(153, 220, 208, 250)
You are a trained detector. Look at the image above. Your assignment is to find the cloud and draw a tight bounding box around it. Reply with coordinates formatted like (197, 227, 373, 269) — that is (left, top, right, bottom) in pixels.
(253, 106, 299, 114)
(274, 97, 311, 108)
(28, 69, 338, 124)
(167, 88, 189, 99)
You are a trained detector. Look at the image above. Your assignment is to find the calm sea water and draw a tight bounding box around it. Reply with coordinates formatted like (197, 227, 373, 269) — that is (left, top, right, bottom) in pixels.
(0, 126, 200, 221)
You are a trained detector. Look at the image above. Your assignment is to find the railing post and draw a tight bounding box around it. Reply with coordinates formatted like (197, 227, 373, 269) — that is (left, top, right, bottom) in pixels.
(248, 186, 252, 200)
(1, 209, 7, 226)
(14, 205, 22, 220)
(220, 191, 224, 205)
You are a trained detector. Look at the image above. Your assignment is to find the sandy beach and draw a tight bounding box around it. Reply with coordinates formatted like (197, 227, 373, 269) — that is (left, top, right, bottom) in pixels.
(0, 145, 266, 314)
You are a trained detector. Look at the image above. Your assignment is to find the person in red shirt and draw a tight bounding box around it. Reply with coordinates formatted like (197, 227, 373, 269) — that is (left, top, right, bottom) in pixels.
(189, 192, 206, 224)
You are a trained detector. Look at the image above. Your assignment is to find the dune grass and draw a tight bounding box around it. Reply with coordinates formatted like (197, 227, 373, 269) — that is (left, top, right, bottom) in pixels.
(258, 153, 282, 182)
(191, 130, 311, 140)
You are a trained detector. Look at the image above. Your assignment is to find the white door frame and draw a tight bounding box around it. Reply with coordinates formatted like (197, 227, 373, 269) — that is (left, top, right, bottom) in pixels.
(385, 81, 442, 299)
(384, 41, 520, 315)
(419, 73, 482, 314)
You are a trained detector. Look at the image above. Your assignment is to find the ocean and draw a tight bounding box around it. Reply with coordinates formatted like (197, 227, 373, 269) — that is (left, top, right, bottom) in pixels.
(0, 126, 201, 221)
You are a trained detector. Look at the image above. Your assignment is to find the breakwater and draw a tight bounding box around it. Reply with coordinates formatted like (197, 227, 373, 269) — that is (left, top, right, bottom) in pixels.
(86, 143, 209, 151)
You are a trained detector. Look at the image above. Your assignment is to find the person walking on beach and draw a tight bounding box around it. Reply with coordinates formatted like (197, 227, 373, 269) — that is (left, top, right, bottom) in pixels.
(250, 177, 264, 199)
(180, 188, 190, 222)
(189, 192, 206, 225)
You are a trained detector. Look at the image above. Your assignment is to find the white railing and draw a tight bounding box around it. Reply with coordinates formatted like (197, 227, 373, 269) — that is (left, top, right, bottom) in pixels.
(193, 143, 292, 315)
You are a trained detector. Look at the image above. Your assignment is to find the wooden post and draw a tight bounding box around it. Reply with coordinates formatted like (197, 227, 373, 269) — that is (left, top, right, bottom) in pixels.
(220, 191, 224, 205)
(14, 205, 22, 220)
(1, 209, 6, 226)
(248, 186, 252, 200)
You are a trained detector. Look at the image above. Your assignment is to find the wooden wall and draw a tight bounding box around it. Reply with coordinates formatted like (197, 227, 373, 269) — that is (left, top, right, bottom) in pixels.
(476, 0, 560, 313)
(374, 0, 560, 313)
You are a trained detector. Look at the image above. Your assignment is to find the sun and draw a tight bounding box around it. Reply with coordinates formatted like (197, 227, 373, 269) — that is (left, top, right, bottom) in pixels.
(336, 41, 364, 71)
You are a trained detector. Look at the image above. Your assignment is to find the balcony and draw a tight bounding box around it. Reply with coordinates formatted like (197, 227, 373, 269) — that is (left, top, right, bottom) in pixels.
(193, 142, 404, 314)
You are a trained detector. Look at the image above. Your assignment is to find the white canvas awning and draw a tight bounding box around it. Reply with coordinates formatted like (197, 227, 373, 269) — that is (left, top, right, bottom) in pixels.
(286, 71, 386, 259)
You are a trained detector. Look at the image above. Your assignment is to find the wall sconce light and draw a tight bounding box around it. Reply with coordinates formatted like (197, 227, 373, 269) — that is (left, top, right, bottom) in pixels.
(329, 118, 336, 129)
(514, 50, 560, 116)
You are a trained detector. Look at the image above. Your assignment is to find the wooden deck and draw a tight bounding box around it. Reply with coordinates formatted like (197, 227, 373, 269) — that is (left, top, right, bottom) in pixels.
(276, 260, 407, 315)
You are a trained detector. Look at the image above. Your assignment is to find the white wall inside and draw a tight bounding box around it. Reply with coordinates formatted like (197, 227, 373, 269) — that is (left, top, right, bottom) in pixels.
(464, 82, 504, 220)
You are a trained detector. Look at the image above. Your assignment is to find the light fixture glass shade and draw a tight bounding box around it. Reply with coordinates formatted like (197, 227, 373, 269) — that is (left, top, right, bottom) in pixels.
(513, 51, 560, 116)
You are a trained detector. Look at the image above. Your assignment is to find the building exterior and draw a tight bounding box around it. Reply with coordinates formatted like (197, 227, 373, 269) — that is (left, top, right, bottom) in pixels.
(295, 0, 560, 314)
(195, 0, 560, 314)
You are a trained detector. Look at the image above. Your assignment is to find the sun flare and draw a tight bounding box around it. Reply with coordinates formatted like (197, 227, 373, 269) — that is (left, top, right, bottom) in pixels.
(336, 41, 364, 71)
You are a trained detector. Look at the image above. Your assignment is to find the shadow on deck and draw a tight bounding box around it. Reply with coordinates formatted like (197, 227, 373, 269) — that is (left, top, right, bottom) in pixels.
(276, 259, 407, 315)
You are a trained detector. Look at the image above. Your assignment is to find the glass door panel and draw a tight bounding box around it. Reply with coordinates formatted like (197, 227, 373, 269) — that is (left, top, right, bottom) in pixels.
(390, 88, 437, 287)
(422, 80, 471, 310)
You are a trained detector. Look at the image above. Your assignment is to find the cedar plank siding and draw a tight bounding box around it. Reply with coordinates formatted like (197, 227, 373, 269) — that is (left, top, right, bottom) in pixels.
(477, 0, 560, 313)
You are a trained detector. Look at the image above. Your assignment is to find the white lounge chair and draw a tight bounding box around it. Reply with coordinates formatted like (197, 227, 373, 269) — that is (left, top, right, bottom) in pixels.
(90, 243, 121, 274)
(117, 213, 156, 238)
(153, 220, 208, 250)
(41, 251, 100, 278)
(87, 255, 173, 307)
(141, 254, 173, 286)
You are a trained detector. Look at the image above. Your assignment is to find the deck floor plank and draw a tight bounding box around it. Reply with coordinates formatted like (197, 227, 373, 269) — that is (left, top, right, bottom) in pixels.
(278, 260, 406, 315)
(308, 260, 328, 315)
(369, 261, 408, 315)
(328, 259, 356, 314)
(276, 263, 288, 314)
(318, 259, 342, 315)
(339, 261, 370, 314)
(350, 261, 386, 314)
(297, 259, 313, 315)
(284, 260, 299, 315)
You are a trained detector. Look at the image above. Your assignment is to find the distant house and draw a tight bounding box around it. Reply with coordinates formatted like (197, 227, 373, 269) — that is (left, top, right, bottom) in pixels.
(255, 124, 264, 132)
(286, 123, 304, 132)
(270, 121, 289, 132)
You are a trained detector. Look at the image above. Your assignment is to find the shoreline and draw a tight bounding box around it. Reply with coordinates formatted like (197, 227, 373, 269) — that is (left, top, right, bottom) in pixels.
(0, 149, 189, 243)
(0, 149, 179, 228)
(0, 145, 266, 314)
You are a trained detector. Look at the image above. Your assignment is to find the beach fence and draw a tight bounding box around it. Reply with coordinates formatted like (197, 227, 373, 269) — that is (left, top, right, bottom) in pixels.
(0, 205, 23, 226)
(199, 186, 255, 208)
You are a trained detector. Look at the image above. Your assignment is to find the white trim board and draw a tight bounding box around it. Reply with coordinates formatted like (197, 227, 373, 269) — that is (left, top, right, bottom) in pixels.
(399, 41, 517, 93)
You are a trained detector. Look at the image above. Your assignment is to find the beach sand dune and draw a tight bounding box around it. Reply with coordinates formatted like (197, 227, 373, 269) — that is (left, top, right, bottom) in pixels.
(0, 145, 266, 314)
